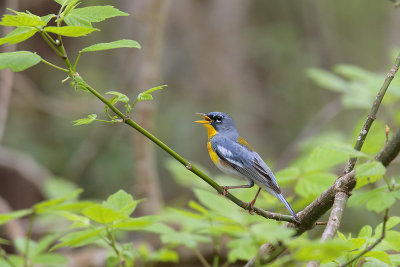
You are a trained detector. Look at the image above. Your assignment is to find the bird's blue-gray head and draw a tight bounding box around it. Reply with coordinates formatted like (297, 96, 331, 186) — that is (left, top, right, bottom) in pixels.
(196, 112, 238, 137)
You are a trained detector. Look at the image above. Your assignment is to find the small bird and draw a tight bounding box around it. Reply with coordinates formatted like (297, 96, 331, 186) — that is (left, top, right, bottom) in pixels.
(196, 112, 299, 223)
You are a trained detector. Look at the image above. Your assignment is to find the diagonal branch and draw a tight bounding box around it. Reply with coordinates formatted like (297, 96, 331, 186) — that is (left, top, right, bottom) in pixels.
(246, 52, 400, 267)
(320, 53, 400, 245)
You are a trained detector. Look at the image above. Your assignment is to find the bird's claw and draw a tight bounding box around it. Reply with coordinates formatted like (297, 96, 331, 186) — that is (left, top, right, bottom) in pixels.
(247, 202, 256, 215)
(220, 186, 229, 196)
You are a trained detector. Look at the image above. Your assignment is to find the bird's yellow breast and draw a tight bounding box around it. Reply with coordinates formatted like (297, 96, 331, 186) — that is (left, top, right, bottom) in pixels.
(207, 141, 219, 164)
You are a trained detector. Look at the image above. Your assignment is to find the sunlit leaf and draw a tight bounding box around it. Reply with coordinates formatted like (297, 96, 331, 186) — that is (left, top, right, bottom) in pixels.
(307, 68, 347, 92)
(295, 172, 336, 198)
(0, 27, 37, 45)
(355, 161, 386, 189)
(0, 10, 46, 27)
(82, 204, 125, 224)
(81, 39, 140, 52)
(44, 26, 98, 37)
(51, 228, 104, 250)
(72, 114, 97, 126)
(0, 209, 31, 225)
(64, 6, 128, 27)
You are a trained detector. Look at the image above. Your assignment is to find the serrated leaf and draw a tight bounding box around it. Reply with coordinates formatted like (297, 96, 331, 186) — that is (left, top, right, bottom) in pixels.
(355, 161, 386, 189)
(106, 91, 129, 103)
(64, 6, 128, 27)
(0, 27, 37, 45)
(83, 204, 125, 224)
(374, 217, 400, 238)
(44, 26, 98, 37)
(0, 10, 46, 27)
(57, 211, 90, 226)
(295, 172, 336, 198)
(51, 228, 104, 250)
(0, 51, 41, 72)
(72, 114, 97, 126)
(0, 209, 31, 225)
(307, 68, 347, 92)
(81, 39, 140, 52)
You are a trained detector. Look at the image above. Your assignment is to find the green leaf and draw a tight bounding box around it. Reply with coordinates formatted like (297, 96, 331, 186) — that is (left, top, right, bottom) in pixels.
(34, 234, 59, 256)
(0, 51, 41, 72)
(137, 85, 167, 102)
(0, 27, 37, 45)
(289, 238, 351, 263)
(0, 237, 10, 245)
(15, 238, 37, 258)
(374, 216, 400, 238)
(106, 91, 129, 103)
(188, 201, 209, 215)
(358, 225, 373, 238)
(160, 231, 210, 249)
(112, 217, 155, 230)
(54, 0, 75, 5)
(307, 68, 347, 92)
(102, 190, 138, 217)
(0, 10, 46, 27)
(57, 211, 90, 227)
(275, 167, 300, 187)
(303, 146, 348, 172)
(0, 209, 31, 225)
(355, 161, 386, 189)
(44, 26, 98, 37)
(349, 186, 398, 213)
(41, 14, 57, 24)
(51, 228, 104, 250)
(227, 238, 258, 262)
(33, 253, 68, 266)
(72, 114, 97, 126)
(83, 204, 125, 224)
(363, 251, 391, 265)
(295, 172, 336, 198)
(81, 39, 140, 52)
(34, 189, 82, 214)
(149, 248, 179, 263)
(64, 6, 129, 27)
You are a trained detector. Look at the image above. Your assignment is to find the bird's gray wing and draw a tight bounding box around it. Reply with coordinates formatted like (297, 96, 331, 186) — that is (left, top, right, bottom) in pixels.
(212, 137, 281, 194)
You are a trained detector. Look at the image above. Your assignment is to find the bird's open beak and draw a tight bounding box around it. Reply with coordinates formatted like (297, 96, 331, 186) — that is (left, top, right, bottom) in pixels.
(195, 113, 212, 124)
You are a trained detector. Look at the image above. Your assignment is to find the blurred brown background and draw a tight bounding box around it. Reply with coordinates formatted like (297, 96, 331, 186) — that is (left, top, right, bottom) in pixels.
(0, 0, 399, 224)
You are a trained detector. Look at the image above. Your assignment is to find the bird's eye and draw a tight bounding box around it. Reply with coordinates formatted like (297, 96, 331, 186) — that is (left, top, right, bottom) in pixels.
(215, 115, 223, 122)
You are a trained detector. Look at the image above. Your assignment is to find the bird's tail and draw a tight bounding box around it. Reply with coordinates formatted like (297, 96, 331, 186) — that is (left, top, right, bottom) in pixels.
(275, 193, 300, 223)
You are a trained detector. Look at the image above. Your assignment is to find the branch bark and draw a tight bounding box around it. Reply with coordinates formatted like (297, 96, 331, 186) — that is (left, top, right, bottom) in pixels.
(247, 52, 400, 267)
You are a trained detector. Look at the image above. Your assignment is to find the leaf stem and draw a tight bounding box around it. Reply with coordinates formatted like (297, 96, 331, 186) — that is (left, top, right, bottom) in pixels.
(193, 247, 211, 267)
(40, 32, 64, 58)
(41, 59, 69, 73)
(73, 51, 83, 71)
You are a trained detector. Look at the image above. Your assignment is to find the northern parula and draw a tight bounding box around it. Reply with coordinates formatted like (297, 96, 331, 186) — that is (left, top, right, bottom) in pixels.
(196, 112, 299, 223)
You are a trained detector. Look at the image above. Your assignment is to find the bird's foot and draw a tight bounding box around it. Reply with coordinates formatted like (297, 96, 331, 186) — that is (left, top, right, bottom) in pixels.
(247, 201, 256, 215)
(220, 186, 229, 196)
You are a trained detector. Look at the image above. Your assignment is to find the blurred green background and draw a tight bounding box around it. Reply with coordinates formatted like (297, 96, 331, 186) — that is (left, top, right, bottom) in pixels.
(1, 0, 399, 236)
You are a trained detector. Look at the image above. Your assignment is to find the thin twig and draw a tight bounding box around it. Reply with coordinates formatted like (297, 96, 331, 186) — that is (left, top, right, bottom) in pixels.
(24, 212, 35, 267)
(193, 247, 211, 267)
(339, 209, 389, 267)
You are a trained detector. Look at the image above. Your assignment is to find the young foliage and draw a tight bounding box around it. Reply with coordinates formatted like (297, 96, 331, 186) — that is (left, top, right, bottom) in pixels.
(0, 51, 41, 72)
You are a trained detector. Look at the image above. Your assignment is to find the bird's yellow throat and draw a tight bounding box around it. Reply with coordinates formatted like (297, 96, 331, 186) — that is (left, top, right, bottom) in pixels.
(202, 124, 218, 140)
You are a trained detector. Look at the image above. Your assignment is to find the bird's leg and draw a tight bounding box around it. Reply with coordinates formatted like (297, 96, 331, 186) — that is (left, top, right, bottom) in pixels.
(220, 180, 254, 196)
(248, 187, 262, 214)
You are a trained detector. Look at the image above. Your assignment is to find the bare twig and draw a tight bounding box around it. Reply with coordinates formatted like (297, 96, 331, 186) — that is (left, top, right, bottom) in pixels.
(320, 191, 349, 241)
(339, 209, 389, 267)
